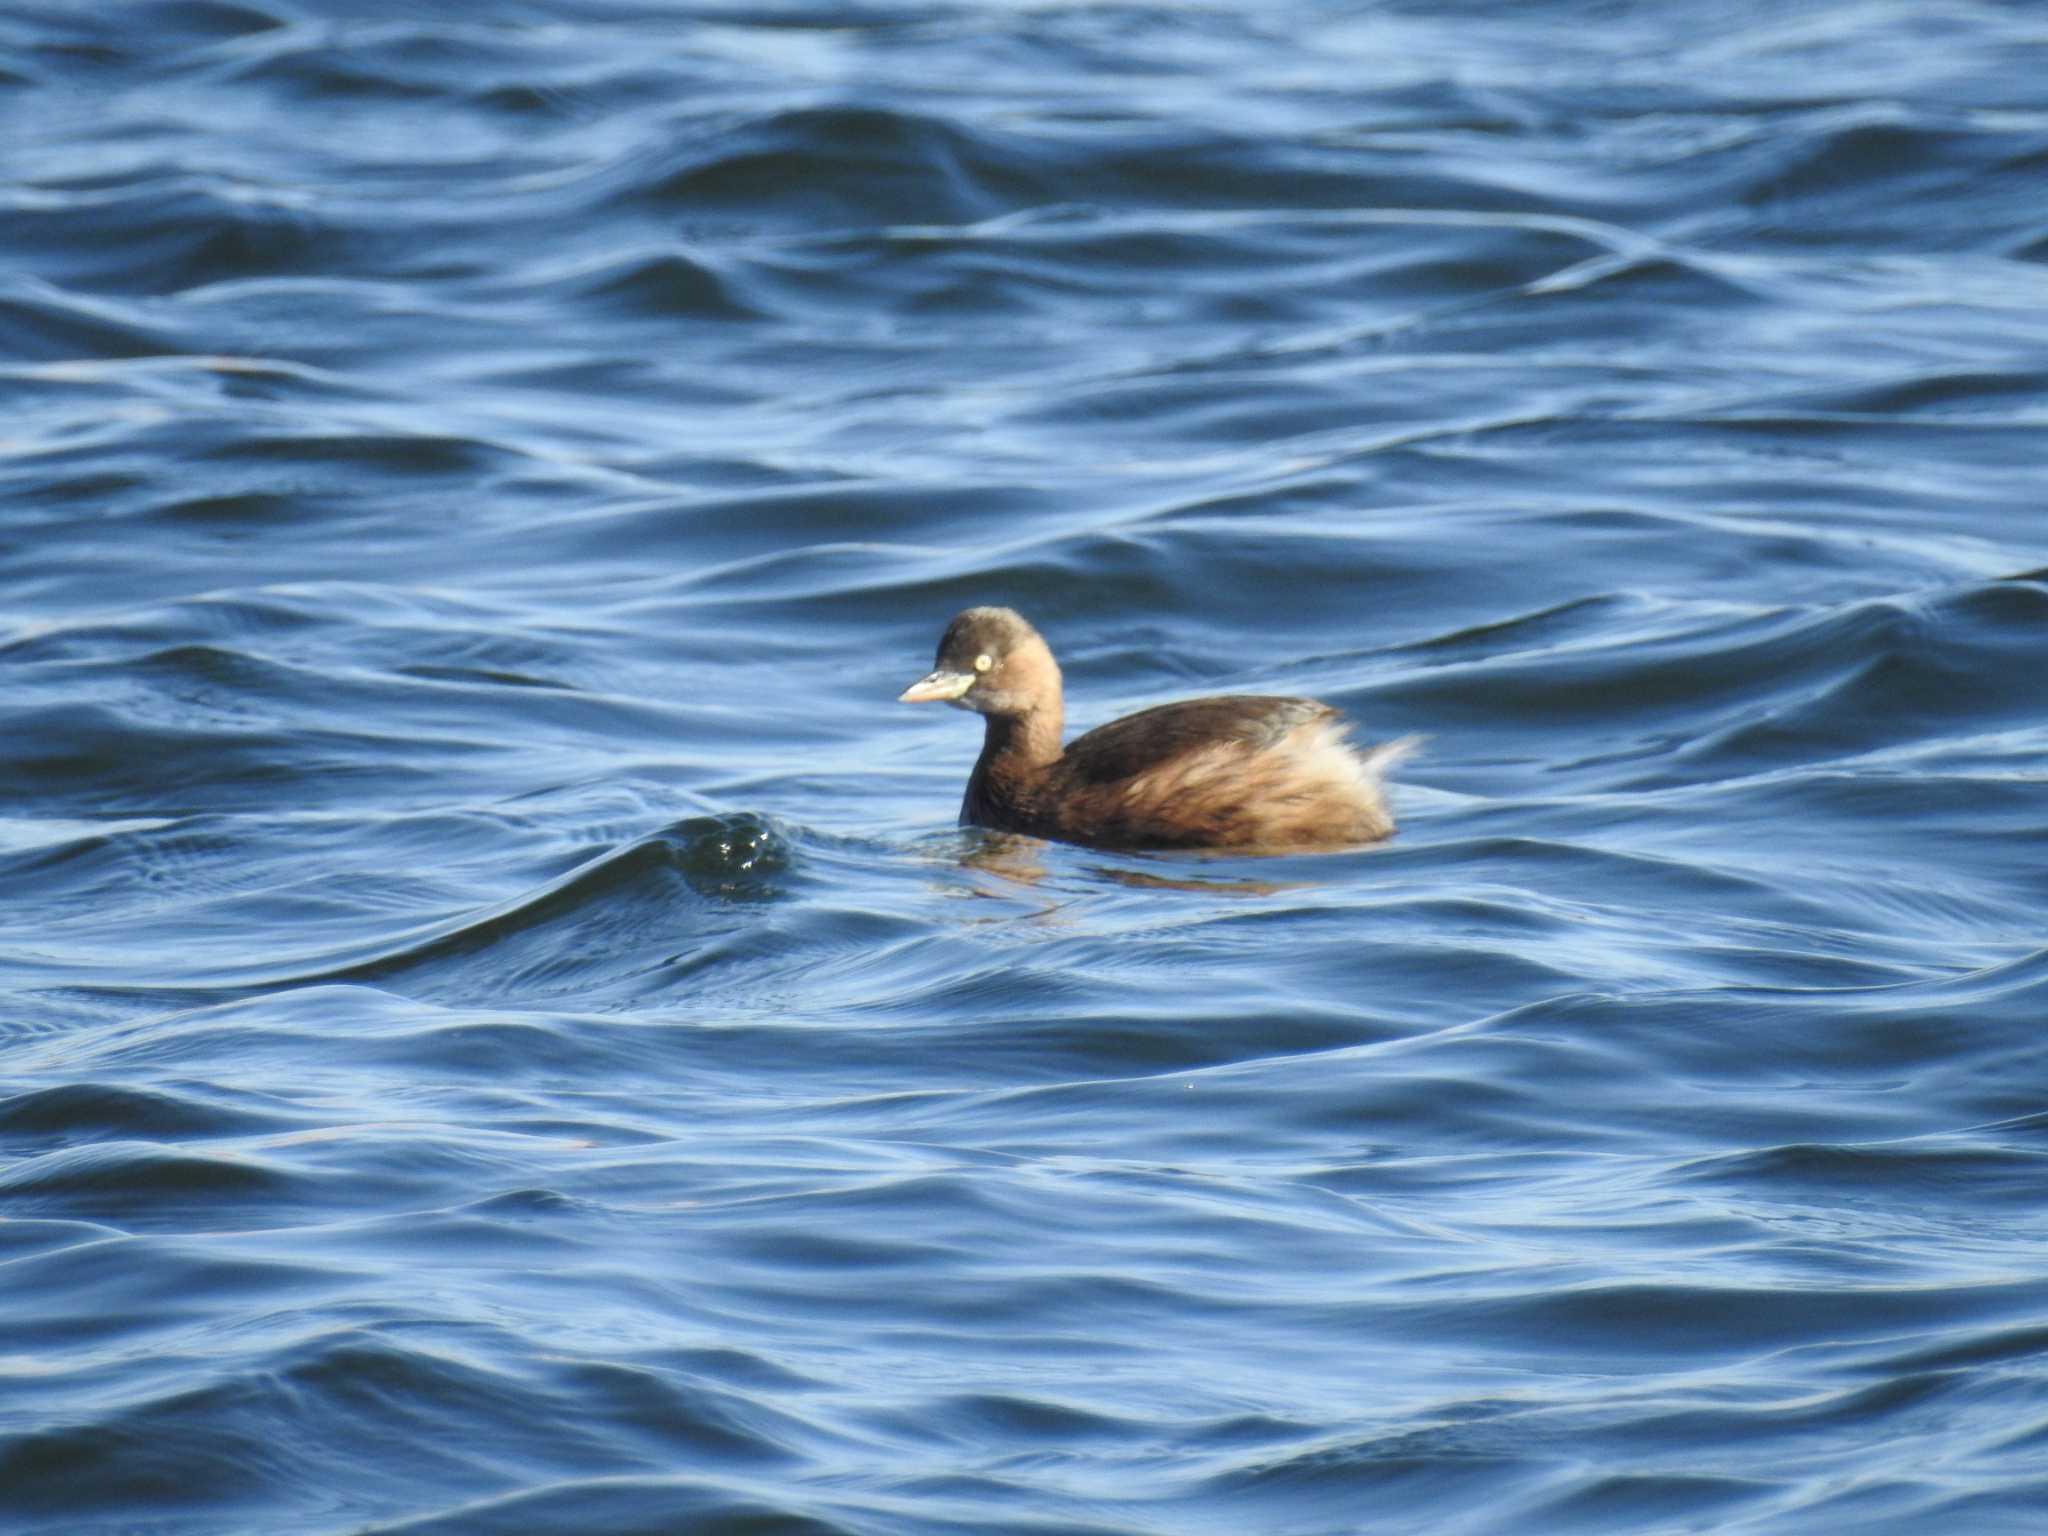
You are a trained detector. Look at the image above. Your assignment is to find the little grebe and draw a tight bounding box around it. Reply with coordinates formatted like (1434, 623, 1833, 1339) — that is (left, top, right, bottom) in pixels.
(899, 607, 1415, 852)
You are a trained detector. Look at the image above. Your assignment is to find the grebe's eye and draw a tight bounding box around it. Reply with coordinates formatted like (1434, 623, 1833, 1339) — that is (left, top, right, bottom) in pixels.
(974, 653, 993, 673)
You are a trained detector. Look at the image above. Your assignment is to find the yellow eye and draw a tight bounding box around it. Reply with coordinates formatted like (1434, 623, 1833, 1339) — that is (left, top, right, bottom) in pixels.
(974, 653, 993, 673)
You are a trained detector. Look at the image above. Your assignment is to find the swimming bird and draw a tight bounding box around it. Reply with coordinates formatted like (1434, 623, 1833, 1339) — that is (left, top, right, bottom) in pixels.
(899, 607, 1414, 852)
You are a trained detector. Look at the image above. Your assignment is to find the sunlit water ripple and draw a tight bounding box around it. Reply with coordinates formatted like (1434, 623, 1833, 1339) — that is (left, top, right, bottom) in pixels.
(3, 2, 2048, 1532)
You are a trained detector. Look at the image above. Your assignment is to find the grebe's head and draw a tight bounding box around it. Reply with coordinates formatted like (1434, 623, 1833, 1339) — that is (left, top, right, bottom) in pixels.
(899, 606, 1061, 718)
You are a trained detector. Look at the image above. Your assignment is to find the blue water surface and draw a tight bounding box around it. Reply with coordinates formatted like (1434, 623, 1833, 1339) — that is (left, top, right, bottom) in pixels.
(3, 2, 2048, 1532)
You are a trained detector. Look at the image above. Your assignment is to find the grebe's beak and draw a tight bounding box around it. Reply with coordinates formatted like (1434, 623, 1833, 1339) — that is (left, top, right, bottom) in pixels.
(899, 669, 976, 703)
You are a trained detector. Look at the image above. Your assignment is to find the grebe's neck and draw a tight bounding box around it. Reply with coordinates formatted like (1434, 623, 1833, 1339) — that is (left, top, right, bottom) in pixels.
(979, 702, 1063, 770)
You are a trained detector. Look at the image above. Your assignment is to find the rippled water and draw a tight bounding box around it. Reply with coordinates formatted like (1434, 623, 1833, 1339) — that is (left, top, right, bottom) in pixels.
(5, 2, 2048, 1532)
